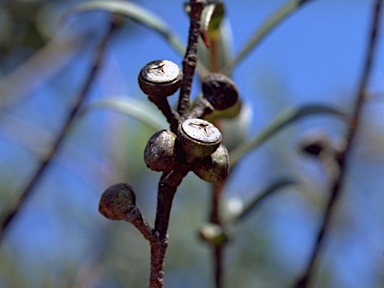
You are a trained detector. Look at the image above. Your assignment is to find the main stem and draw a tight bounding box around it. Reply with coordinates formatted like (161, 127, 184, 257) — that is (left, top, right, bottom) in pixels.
(177, 0, 204, 119)
(149, 1, 203, 287)
(150, 166, 191, 288)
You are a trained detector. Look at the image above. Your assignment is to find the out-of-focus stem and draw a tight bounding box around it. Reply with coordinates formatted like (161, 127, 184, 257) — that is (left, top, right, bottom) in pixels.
(0, 19, 118, 244)
(294, 1, 382, 287)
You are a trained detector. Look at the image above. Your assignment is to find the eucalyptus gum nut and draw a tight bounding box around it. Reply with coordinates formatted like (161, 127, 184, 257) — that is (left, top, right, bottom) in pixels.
(138, 60, 183, 98)
(202, 73, 238, 110)
(193, 144, 229, 183)
(99, 183, 136, 220)
(144, 130, 177, 172)
(177, 118, 222, 160)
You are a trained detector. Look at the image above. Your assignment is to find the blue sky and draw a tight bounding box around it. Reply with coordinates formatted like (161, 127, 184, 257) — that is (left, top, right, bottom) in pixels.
(1, 0, 383, 287)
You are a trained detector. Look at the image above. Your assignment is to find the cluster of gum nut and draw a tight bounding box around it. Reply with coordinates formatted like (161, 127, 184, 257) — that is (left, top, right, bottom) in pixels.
(138, 59, 239, 183)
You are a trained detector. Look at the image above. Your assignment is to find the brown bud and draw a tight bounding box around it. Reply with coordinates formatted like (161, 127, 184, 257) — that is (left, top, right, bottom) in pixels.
(193, 144, 229, 183)
(99, 183, 136, 221)
(144, 130, 177, 172)
(202, 73, 238, 110)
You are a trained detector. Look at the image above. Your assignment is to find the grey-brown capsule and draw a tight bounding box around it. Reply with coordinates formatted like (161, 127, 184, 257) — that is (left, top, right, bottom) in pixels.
(202, 73, 238, 110)
(138, 60, 182, 98)
(99, 183, 136, 221)
(178, 118, 222, 160)
(144, 130, 177, 172)
(193, 144, 229, 183)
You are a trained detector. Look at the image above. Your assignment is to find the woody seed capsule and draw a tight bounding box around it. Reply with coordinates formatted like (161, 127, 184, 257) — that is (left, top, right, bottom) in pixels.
(144, 130, 177, 172)
(138, 60, 183, 98)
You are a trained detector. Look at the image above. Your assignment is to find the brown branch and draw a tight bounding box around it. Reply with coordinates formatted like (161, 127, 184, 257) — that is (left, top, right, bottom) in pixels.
(177, 0, 204, 119)
(150, 165, 191, 288)
(294, 1, 382, 287)
(0, 20, 118, 244)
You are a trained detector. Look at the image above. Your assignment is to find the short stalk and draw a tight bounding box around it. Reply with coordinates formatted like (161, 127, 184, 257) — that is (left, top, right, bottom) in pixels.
(148, 96, 180, 133)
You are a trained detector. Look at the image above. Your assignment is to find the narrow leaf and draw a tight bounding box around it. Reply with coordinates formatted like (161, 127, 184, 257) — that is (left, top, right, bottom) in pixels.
(231, 178, 296, 225)
(61, 0, 185, 55)
(229, 104, 348, 169)
(81, 97, 167, 131)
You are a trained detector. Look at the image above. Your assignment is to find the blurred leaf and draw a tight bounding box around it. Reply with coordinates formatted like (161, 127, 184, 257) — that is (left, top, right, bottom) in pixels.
(229, 104, 348, 168)
(208, 2, 225, 40)
(61, 0, 185, 55)
(229, 178, 296, 225)
(81, 97, 167, 131)
(222, 0, 313, 74)
(200, 3, 215, 48)
(200, 2, 225, 48)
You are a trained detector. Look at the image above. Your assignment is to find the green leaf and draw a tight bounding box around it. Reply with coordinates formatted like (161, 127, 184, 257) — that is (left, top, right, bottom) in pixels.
(61, 0, 185, 55)
(229, 178, 296, 225)
(229, 104, 348, 169)
(81, 97, 167, 131)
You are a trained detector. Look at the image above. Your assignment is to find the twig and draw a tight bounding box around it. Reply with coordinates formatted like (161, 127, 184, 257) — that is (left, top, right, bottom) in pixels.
(0, 20, 118, 243)
(177, 0, 204, 119)
(294, 1, 382, 287)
